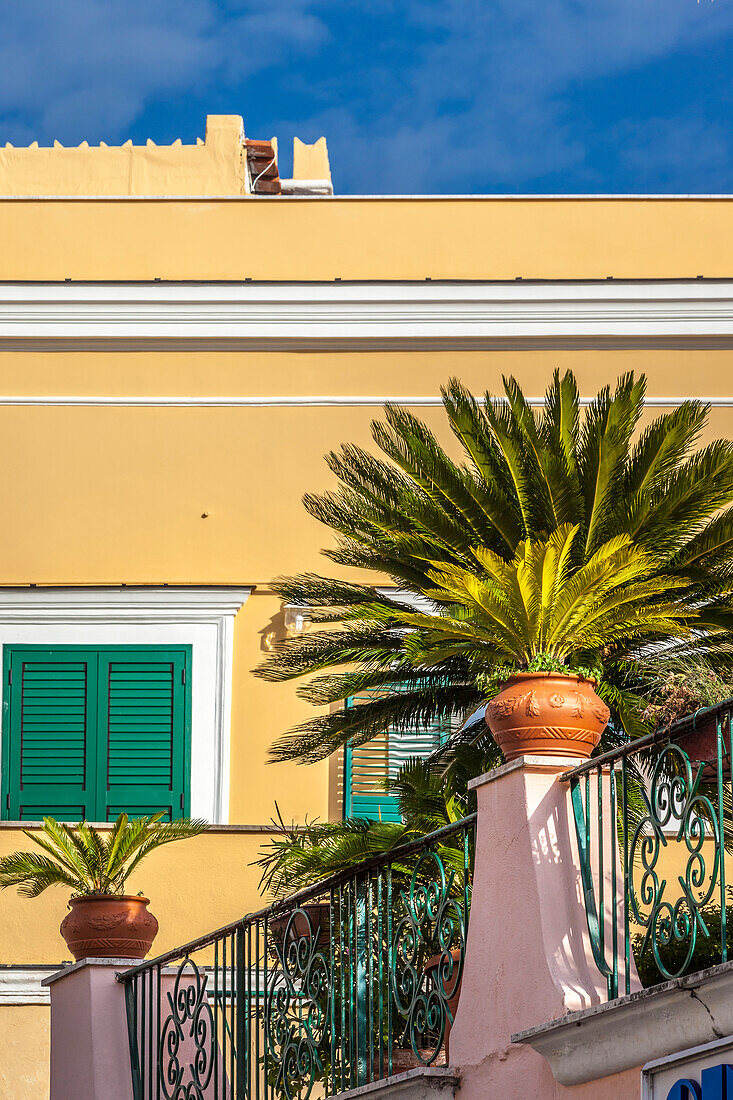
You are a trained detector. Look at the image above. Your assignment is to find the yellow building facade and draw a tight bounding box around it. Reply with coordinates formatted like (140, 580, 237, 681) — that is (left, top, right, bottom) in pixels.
(1, 115, 733, 1095)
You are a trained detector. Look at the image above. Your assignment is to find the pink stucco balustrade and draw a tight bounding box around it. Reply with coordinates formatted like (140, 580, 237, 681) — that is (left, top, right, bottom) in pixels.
(449, 755, 643, 1100)
(46, 959, 231, 1100)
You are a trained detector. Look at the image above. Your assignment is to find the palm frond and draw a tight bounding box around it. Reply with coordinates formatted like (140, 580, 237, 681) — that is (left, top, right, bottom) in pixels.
(0, 851, 84, 898)
(269, 683, 482, 764)
(257, 369, 733, 770)
(0, 813, 207, 900)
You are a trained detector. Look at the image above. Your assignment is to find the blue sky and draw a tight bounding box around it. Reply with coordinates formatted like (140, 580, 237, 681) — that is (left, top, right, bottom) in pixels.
(0, 0, 731, 194)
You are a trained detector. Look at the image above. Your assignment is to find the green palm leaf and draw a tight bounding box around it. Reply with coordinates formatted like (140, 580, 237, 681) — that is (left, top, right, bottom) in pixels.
(259, 369, 733, 762)
(0, 851, 83, 898)
(0, 813, 207, 900)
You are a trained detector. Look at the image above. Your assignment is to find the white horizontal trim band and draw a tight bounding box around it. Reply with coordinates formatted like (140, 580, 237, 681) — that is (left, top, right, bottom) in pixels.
(0, 194, 731, 201)
(0, 281, 731, 348)
(0, 586, 251, 615)
(0, 968, 55, 1004)
(0, 395, 731, 408)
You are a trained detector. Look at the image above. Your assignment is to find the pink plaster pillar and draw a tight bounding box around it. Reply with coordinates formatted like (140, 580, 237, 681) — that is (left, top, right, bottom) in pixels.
(449, 755, 642, 1100)
(44, 958, 137, 1100)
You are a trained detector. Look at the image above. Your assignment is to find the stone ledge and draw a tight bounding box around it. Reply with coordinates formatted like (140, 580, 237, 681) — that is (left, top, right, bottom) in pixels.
(333, 1067, 459, 1100)
(0, 965, 59, 1004)
(512, 960, 733, 1085)
(42, 958, 143, 986)
(467, 754, 586, 790)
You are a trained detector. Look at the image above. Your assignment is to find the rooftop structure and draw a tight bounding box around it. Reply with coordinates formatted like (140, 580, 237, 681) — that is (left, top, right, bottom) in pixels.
(0, 114, 332, 197)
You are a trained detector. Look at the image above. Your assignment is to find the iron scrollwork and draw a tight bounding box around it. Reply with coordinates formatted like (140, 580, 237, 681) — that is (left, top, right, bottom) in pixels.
(265, 906, 331, 1100)
(391, 850, 466, 1063)
(159, 958, 216, 1100)
(630, 742, 722, 980)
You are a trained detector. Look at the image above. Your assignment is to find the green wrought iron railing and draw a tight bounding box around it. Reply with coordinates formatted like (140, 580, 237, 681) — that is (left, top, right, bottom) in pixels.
(565, 700, 733, 1001)
(119, 815, 474, 1100)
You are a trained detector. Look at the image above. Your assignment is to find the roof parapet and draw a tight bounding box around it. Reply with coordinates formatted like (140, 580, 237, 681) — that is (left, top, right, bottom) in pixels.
(0, 116, 333, 198)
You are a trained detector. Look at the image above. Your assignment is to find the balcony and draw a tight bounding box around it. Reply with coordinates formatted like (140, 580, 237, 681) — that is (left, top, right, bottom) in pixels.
(118, 817, 474, 1100)
(45, 701, 733, 1099)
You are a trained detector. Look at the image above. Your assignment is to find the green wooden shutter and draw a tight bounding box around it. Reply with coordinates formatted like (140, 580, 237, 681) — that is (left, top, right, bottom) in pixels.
(101, 650, 190, 821)
(3, 648, 98, 821)
(344, 686, 450, 822)
(2, 645, 191, 822)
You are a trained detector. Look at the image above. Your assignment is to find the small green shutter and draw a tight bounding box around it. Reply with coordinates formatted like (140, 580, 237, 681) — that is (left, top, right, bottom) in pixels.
(344, 687, 450, 822)
(102, 651, 188, 821)
(2, 645, 191, 822)
(4, 649, 97, 821)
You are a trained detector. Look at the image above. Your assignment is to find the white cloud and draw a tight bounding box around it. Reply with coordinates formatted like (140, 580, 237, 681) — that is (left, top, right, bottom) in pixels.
(0, 0, 729, 191)
(0, 0, 328, 144)
(281, 0, 733, 191)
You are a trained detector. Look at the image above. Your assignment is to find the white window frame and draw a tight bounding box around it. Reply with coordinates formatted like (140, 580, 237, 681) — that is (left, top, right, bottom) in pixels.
(0, 587, 250, 824)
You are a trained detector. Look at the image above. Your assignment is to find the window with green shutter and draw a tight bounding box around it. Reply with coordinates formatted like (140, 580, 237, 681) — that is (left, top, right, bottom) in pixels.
(343, 687, 450, 822)
(1, 645, 191, 822)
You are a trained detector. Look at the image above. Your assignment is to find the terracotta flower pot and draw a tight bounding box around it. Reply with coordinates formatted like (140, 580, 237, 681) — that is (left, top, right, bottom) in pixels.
(268, 902, 330, 949)
(678, 713, 731, 779)
(486, 672, 610, 762)
(60, 894, 159, 961)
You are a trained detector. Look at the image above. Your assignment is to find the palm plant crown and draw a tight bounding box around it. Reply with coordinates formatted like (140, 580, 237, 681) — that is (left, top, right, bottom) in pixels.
(400, 524, 694, 672)
(0, 813, 207, 898)
(258, 371, 733, 763)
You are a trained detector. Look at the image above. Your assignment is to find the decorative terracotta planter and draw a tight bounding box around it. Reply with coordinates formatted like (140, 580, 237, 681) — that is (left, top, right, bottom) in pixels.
(60, 894, 159, 961)
(269, 902, 330, 949)
(678, 713, 731, 779)
(486, 672, 610, 762)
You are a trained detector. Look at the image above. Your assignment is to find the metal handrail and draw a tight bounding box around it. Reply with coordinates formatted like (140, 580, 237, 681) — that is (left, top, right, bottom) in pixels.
(118, 814, 476, 981)
(565, 702, 733, 1001)
(561, 697, 733, 781)
(120, 814, 475, 1100)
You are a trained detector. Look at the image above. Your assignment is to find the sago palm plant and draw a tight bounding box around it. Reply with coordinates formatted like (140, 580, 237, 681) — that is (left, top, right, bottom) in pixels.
(0, 812, 207, 898)
(398, 524, 693, 684)
(255, 746, 488, 899)
(258, 371, 733, 763)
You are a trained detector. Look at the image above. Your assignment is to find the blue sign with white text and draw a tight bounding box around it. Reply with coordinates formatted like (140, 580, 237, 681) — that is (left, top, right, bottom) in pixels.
(667, 1066, 733, 1100)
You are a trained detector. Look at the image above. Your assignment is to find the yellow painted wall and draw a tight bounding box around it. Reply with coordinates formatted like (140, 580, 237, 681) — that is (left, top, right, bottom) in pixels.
(0, 197, 728, 280)
(0, 115, 249, 198)
(0, 1006, 49, 1100)
(0, 348, 731, 832)
(0, 349, 732, 587)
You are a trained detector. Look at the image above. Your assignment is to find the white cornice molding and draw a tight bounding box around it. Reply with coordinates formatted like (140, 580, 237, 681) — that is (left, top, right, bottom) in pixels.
(0, 967, 56, 1004)
(0, 280, 731, 349)
(0, 586, 251, 621)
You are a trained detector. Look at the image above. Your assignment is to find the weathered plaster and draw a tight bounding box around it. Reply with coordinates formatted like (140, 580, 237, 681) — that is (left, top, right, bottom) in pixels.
(514, 961, 733, 1085)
